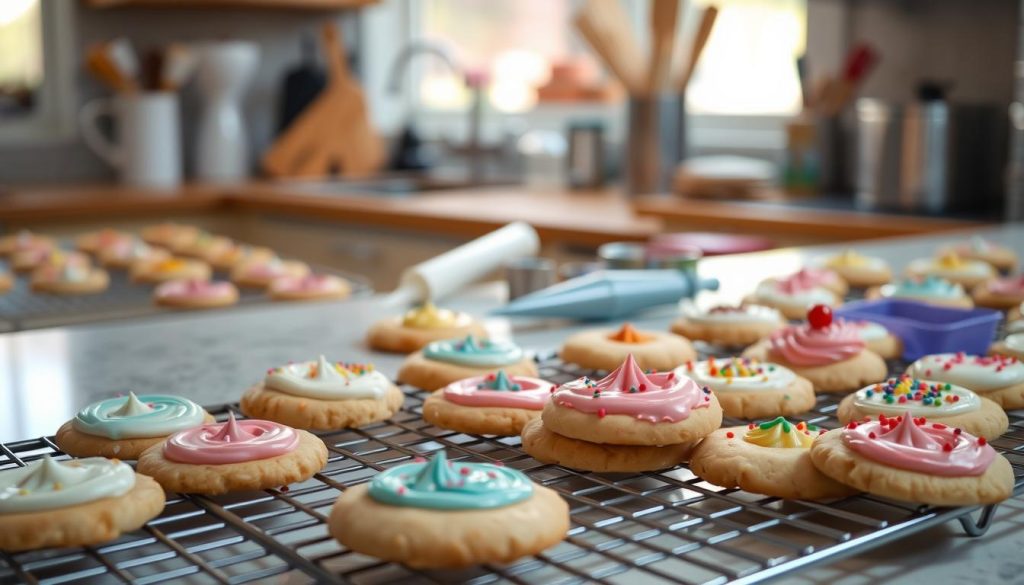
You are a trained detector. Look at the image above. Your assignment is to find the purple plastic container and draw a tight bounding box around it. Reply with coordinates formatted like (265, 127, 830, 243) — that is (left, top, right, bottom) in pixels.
(834, 299, 1001, 361)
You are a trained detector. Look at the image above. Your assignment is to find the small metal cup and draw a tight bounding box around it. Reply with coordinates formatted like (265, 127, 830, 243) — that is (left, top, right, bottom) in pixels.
(625, 93, 685, 195)
(505, 257, 556, 300)
(597, 242, 647, 269)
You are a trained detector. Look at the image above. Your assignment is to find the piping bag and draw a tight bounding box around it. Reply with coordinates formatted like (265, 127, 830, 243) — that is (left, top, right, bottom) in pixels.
(491, 269, 719, 320)
(381, 222, 540, 306)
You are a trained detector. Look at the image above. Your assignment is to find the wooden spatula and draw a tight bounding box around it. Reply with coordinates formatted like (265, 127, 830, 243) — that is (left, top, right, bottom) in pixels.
(647, 0, 680, 94)
(262, 22, 384, 178)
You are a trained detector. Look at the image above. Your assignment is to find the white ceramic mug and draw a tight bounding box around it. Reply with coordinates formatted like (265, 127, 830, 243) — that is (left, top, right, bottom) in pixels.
(79, 92, 183, 188)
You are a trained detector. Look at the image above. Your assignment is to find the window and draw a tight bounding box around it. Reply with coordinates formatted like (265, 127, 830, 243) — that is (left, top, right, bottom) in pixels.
(0, 0, 43, 120)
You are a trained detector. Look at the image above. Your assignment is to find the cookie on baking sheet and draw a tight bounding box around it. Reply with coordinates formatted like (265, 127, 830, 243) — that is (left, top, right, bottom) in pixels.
(560, 323, 696, 372)
(865, 276, 974, 308)
(0, 230, 54, 257)
(816, 249, 892, 289)
(31, 252, 109, 295)
(99, 238, 170, 269)
(329, 451, 568, 569)
(905, 353, 1024, 410)
(939, 236, 1018, 273)
(671, 304, 786, 349)
(520, 418, 693, 472)
(231, 256, 310, 288)
(991, 333, 1024, 361)
(131, 256, 212, 284)
(75, 228, 133, 255)
(140, 222, 201, 249)
(764, 267, 849, 297)
(171, 231, 234, 262)
(744, 274, 841, 320)
(835, 376, 1008, 440)
(809, 414, 1013, 506)
(154, 279, 239, 309)
(208, 244, 275, 271)
(366, 302, 487, 354)
(683, 357, 816, 419)
(906, 252, 996, 288)
(744, 306, 886, 394)
(240, 355, 403, 430)
(689, 419, 856, 500)
(268, 273, 351, 302)
(972, 276, 1024, 310)
(422, 370, 554, 436)
(397, 335, 537, 391)
(55, 392, 213, 459)
(0, 456, 164, 552)
(137, 413, 327, 494)
(542, 354, 721, 446)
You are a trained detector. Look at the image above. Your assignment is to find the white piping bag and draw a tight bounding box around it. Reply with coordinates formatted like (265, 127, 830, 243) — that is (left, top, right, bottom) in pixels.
(381, 222, 540, 306)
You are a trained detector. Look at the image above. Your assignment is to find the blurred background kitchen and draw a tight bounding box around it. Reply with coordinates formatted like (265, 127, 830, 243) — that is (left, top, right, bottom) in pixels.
(0, 0, 1018, 297)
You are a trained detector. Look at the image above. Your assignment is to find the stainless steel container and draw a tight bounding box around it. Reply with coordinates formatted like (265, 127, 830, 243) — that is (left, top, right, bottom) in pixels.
(504, 257, 556, 300)
(625, 93, 685, 195)
(855, 98, 1007, 213)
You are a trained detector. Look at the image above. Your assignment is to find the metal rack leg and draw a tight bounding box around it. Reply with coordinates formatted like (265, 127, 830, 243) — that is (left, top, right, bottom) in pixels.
(957, 505, 998, 537)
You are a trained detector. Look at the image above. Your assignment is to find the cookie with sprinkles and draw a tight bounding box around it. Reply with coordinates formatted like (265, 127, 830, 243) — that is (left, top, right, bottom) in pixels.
(240, 355, 404, 429)
(836, 376, 1008, 440)
(810, 413, 1013, 506)
(905, 353, 1024, 410)
(689, 417, 856, 500)
(684, 357, 816, 419)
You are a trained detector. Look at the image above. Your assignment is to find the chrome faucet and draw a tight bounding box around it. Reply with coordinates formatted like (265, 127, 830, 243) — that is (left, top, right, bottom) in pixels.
(386, 40, 488, 182)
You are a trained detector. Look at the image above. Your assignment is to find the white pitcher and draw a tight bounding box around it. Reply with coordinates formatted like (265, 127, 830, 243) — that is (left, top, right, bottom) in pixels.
(194, 41, 260, 183)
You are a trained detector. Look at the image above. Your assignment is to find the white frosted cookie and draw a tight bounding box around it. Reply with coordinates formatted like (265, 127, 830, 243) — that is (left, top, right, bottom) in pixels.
(745, 277, 841, 320)
(683, 357, 816, 419)
(905, 353, 1024, 410)
(671, 304, 786, 348)
(816, 249, 892, 288)
(991, 333, 1024, 361)
(906, 252, 996, 288)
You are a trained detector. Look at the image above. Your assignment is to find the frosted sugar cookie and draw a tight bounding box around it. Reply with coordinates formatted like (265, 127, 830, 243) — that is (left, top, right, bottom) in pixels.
(131, 256, 212, 284)
(683, 357, 815, 419)
(766, 267, 849, 296)
(55, 392, 213, 459)
(560, 323, 696, 372)
(817, 249, 891, 288)
(0, 456, 165, 552)
(31, 252, 109, 295)
(906, 252, 995, 288)
(328, 452, 568, 569)
(973, 275, 1024, 310)
(137, 413, 327, 494)
(75, 228, 132, 255)
(990, 333, 1024, 361)
(171, 231, 235, 261)
(520, 418, 694, 472)
(423, 370, 554, 436)
(140, 222, 200, 249)
(836, 376, 1008, 440)
(905, 353, 1024, 409)
(0, 230, 54, 257)
(366, 302, 487, 353)
(810, 413, 1013, 506)
(866, 276, 973, 308)
(938, 236, 1017, 272)
(745, 273, 841, 320)
(231, 256, 310, 288)
(671, 304, 786, 348)
(689, 418, 855, 500)
(154, 279, 239, 309)
(268, 273, 351, 301)
(398, 335, 537, 391)
(98, 238, 170, 269)
(240, 355, 403, 429)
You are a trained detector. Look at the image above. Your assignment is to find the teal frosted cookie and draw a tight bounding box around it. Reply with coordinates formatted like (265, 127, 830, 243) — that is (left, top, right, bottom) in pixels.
(398, 335, 538, 391)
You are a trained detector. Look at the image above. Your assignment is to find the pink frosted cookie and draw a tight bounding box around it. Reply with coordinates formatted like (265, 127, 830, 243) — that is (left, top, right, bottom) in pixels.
(810, 413, 1013, 506)
(973, 276, 1024, 310)
(154, 278, 239, 309)
(269, 273, 351, 301)
(232, 256, 310, 288)
(746, 271, 842, 320)
(423, 370, 555, 436)
(75, 228, 133, 255)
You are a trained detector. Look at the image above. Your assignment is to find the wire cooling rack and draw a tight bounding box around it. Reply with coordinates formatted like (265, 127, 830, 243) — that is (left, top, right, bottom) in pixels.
(0, 266, 372, 332)
(1, 355, 1022, 585)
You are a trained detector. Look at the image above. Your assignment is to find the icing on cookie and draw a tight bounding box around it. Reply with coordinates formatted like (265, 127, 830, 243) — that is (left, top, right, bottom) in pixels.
(265, 356, 389, 400)
(0, 456, 135, 513)
(155, 279, 236, 301)
(1004, 333, 1024, 353)
(823, 249, 887, 270)
(5, 230, 51, 253)
(906, 353, 1024, 392)
(987, 276, 1024, 297)
(781, 267, 841, 290)
(368, 451, 532, 510)
(72, 392, 207, 440)
(401, 302, 471, 329)
(879, 276, 966, 301)
(685, 357, 796, 392)
(237, 256, 304, 280)
(423, 335, 524, 368)
(908, 253, 993, 279)
(852, 376, 981, 417)
(753, 279, 835, 310)
(843, 319, 890, 342)
(607, 323, 653, 343)
(843, 413, 995, 476)
(681, 304, 783, 324)
(743, 417, 821, 448)
(105, 239, 167, 264)
(162, 413, 299, 464)
(270, 274, 346, 295)
(768, 308, 864, 366)
(442, 370, 553, 410)
(552, 354, 710, 423)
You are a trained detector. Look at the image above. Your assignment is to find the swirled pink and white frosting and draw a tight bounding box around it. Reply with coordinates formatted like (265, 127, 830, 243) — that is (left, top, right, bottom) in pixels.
(155, 279, 237, 302)
(988, 276, 1024, 297)
(843, 413, 995, 476)
(781, 268, 841, 290)
(269, 274, 347, 294)
(163, 413, 299, 464)
(551, 354, 711, 423)
(768, 321, 865, 366)
(442, 371, 554, 410)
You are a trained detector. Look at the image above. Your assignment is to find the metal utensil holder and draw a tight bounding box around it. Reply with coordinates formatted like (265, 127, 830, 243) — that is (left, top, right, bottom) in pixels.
(625, 93, 685, 195)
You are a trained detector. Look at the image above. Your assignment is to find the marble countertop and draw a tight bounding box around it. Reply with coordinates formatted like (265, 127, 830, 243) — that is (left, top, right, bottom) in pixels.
(1, 222, 1021, 584)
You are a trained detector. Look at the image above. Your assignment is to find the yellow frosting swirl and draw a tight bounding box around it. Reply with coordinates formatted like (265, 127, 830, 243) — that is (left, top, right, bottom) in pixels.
(936, 252, 965, 269)
(402, 302, 463, 329)
(743, 417, 818, 449)
(825, 249, 869, 268)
